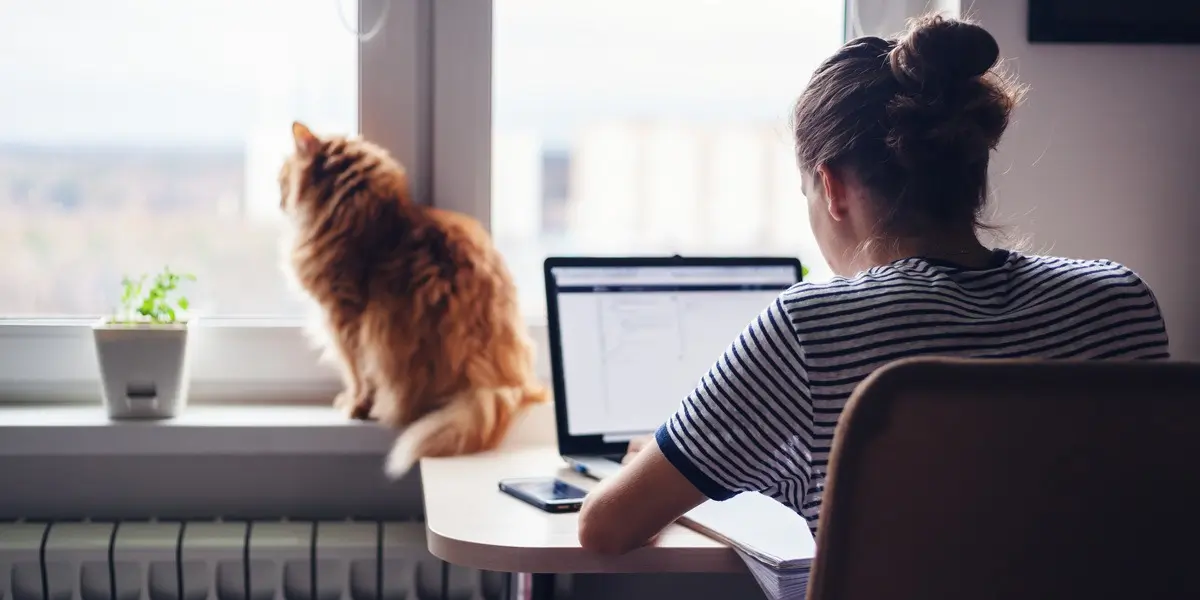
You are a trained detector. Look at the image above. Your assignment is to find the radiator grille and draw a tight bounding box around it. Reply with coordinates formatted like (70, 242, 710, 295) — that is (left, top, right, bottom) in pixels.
(0, 521, 509, 600)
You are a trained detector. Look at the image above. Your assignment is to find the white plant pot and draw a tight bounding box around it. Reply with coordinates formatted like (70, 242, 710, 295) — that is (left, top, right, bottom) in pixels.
(92, 319, 193, 420)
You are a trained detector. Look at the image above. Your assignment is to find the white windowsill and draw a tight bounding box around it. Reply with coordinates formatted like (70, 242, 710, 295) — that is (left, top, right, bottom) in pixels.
(0, 400, 557, 458)
(0, 404, 394, 457)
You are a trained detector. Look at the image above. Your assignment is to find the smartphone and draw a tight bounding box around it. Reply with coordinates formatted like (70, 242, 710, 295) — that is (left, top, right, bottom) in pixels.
(498, 477, 588, 513)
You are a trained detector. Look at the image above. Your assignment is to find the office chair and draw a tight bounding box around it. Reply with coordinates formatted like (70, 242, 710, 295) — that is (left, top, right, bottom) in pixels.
(807, 358, 1200, 600)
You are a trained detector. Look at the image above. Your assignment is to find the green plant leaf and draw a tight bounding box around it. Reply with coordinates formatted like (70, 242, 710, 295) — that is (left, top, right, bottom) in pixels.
(115, 265, 196, 324)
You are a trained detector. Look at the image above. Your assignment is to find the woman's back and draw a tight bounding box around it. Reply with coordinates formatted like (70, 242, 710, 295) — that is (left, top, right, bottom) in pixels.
(657, 250, 1168, 533)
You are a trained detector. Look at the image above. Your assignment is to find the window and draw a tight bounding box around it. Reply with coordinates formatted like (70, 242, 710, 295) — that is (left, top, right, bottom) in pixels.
(491, 0, 845, 315)
(0, 0, 359, 317)
(0, 0, 422, 401)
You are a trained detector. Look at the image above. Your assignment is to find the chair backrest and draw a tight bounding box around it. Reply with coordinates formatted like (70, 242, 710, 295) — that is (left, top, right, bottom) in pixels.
(807, 358, 1200, 600)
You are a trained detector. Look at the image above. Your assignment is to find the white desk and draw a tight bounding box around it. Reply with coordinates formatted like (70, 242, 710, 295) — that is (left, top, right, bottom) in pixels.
(421, 446, 744, 577)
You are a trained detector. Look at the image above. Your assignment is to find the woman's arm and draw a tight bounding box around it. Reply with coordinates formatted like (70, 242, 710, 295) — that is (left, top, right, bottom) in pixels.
(577, 437, 706, 555)
(621, 434, 652, 464)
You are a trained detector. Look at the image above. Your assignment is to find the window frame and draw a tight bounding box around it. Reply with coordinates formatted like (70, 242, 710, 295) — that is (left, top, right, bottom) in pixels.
(0, 0, 479, 404)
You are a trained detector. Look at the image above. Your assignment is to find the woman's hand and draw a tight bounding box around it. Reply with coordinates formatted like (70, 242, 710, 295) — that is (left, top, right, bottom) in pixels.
(622, 434, 653, 464)
(578, 437, 706, 555)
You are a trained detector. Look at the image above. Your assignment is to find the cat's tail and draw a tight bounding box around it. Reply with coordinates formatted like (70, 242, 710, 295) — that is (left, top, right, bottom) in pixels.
(384, 385, 548, 479)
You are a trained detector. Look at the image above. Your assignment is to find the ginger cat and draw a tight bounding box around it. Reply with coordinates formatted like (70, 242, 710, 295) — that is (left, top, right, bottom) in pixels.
(278, 121, 548, 478)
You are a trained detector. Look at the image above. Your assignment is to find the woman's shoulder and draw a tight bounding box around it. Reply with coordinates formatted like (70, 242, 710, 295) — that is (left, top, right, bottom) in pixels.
(775, 266, 939, 325)
(1001, 252, 1157, 292)
(780, 251, 1158, 315)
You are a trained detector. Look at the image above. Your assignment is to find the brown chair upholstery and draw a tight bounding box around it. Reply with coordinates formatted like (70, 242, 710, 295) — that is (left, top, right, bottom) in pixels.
(807, 358, 1200, 600)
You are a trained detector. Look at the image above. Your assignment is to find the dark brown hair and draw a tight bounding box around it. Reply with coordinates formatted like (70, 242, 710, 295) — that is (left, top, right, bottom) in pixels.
(793, 14, 1024, 234)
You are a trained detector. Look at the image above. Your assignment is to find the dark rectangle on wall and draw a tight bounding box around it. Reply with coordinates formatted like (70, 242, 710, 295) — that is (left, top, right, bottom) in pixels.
(1029, 0, 1200, 44)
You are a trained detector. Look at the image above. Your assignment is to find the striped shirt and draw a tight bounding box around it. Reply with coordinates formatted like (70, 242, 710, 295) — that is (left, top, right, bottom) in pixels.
(654, 250, 1170, 534)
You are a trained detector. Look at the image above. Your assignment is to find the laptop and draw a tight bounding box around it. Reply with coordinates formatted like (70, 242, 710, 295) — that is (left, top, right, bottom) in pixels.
(543, 255, 804, 480)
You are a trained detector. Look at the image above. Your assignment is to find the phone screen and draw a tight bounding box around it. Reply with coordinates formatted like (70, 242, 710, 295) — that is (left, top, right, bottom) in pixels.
(507, 478, 588, 501)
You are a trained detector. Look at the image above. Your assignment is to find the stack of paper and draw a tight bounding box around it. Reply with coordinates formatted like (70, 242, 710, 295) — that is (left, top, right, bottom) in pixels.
(735, 548, 811, 600)
(680, 492, 815, 600)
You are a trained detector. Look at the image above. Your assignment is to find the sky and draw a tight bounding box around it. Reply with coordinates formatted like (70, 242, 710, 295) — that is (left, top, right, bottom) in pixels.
(0, 0, 844, 147)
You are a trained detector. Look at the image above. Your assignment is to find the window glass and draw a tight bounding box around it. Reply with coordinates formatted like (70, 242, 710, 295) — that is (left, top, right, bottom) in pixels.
(493, 0, 844, 315)
(0, 0, 358, 316)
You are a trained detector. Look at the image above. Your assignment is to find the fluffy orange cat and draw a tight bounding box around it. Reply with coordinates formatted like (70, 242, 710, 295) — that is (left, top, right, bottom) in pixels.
(278, 121, 548, 478)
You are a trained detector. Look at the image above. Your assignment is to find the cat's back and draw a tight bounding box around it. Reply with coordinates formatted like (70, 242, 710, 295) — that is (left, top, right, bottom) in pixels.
(420, 207, 511, 275)
(390, 206, 516, 307)
(424, 207, 495, 254)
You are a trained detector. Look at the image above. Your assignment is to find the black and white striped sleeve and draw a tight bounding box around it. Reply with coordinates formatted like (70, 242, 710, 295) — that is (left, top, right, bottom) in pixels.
(654, 293, 814, 501)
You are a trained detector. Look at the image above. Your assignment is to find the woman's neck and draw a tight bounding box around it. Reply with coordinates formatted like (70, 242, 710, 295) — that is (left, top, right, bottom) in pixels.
(856, 229, 994, 272)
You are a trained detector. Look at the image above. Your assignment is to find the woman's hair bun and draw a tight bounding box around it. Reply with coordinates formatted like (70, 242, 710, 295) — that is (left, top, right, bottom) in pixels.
(889, 14, 1001, 90)
(882, 13, 1018, 173)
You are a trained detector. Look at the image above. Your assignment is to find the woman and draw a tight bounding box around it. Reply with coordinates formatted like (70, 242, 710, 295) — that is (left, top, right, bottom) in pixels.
(578, 14, 1170, 554)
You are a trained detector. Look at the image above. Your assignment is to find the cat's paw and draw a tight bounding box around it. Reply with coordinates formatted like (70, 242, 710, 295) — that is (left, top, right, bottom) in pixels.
(348, 401, 375, 421)
(335, 390, 375, 421)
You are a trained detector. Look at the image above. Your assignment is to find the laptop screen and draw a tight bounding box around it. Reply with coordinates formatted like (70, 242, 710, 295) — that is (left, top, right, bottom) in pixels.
(547, 262, 799, 441)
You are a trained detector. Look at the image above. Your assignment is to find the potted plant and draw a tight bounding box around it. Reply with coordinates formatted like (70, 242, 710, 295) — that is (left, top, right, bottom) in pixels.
(93, 266, 196, 420)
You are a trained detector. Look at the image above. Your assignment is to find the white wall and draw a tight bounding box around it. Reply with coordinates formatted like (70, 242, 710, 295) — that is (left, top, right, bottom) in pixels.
(849, 0, 960, 38)
(973, 0, 1200, 359)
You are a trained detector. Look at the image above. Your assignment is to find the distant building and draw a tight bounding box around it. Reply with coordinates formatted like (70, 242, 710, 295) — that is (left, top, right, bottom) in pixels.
(492, 131, 543, 240)
(563, 120, 828, 278)
(242, 127, 290, 222)
(540, 147, 571, 235)
(566, 123, 628, 249)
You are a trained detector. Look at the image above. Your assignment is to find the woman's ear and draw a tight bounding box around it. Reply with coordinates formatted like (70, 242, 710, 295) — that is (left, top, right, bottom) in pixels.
(816, 163, 848, 222)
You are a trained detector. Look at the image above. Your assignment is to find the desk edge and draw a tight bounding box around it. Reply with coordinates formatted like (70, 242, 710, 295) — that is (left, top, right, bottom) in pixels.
(425, 522, 747, 574)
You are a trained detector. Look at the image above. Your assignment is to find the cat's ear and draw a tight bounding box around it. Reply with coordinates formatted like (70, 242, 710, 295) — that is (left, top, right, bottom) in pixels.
(292, 121, 320, 157)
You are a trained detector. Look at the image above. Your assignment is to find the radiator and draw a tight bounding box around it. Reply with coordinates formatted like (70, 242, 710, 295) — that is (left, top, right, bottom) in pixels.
(0, 521, 511, 600)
